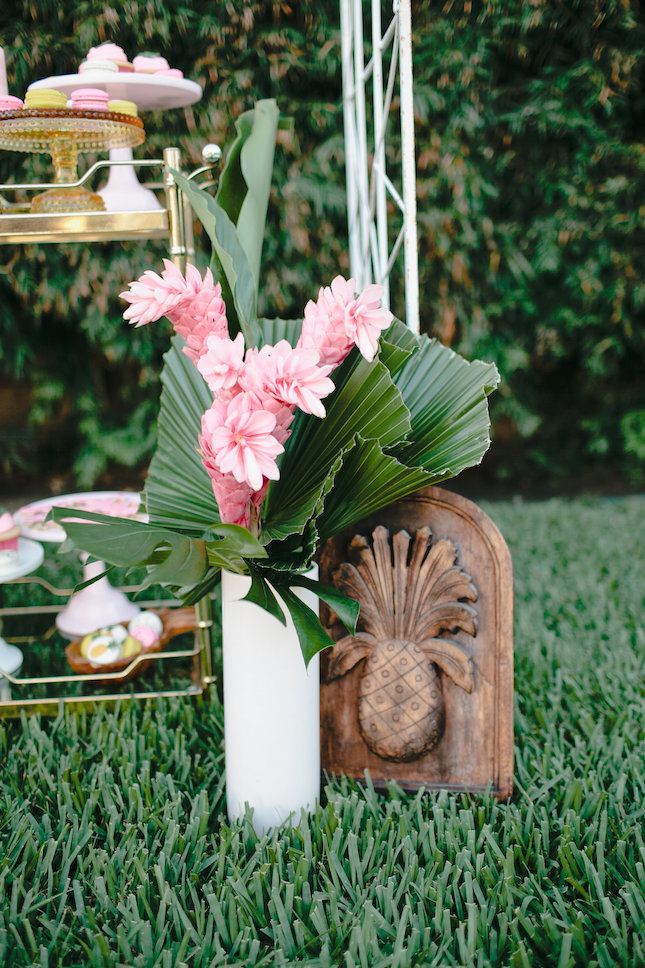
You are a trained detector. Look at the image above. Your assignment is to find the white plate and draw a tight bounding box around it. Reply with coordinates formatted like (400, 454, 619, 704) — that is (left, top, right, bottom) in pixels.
(0, 537, 44, 582)
(16, 490, 144, 543)
(28, 73, 203, 111)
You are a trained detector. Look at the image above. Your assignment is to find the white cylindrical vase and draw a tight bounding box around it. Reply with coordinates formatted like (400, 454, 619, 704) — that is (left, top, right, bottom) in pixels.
(222, 566, 320, 833)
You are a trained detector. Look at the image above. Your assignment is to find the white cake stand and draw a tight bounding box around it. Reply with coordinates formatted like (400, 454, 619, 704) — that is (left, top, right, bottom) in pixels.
(0, 537, 44, 700)
(28, 73, 203, 211)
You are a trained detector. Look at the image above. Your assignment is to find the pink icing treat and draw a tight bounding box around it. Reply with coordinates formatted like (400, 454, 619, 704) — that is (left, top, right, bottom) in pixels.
(132, 53, 170, 73)
(70, 88, 110, 112)
(129, 625, 158, 648)
(0, 95, 24, 110)
(157, 68, 184, 79)
(0, 512, 20, 567)
(87, 43, 129, 65)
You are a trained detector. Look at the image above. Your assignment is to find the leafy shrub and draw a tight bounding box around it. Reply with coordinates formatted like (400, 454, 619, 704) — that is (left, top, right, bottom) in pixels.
(0, 0, 644, 493)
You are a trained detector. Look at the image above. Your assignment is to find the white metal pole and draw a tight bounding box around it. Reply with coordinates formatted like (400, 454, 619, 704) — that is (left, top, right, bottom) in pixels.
(396, 0, 420, 333)
(340, 0, 363, 283)
(371, 0, 390, 304)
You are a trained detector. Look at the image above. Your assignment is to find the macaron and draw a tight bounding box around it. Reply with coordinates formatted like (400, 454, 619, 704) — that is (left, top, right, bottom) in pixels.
(157, 68, 184, 79)
(24, 88, 68, 109)
(85, 42, 133, 72)
(107, 99, 138, 117)
(0, 95, 24, 110)
(70, 87, 110, 112)
(132, 52, 169, 74)
(129, 610, 163, 641)
(79, 59, 119, 74)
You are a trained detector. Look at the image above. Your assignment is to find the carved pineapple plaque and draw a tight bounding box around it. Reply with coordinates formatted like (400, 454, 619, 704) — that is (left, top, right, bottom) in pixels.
(318, 486, 514, 798)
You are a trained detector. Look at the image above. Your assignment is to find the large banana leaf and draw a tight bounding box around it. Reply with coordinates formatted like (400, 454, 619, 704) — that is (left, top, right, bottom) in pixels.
(172, 99, 279, 344)
(143, 336, 217, 536)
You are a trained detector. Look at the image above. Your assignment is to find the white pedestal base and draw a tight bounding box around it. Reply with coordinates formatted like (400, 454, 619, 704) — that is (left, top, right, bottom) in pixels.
(56, 556, 140, 638)
(99, 147, 161, 212)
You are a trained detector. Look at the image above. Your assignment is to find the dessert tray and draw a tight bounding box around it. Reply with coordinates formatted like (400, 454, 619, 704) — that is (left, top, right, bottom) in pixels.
(16, 490, 144, 543)
(0, 108, 145, 211)
(65, 605, 198, 682)
(28, 73, 203, 111)
(0, 537, 44, 582)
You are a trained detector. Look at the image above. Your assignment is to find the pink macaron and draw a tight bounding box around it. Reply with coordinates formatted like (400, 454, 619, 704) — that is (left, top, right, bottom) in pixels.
(157, 68, 184, 79)
(0, 95, 24, 110)
(70, 88, 110, 112)
(132, 53, 169, 73)
(85, 43, 133, 72)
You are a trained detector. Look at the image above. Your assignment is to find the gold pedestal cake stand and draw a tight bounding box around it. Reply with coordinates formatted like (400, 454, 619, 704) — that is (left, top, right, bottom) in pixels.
(0, 108, 145, 212)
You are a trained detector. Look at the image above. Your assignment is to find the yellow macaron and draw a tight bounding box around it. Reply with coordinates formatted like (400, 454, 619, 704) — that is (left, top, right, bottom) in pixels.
(107, 99, 138, 117)
(24, 88, 68, 110)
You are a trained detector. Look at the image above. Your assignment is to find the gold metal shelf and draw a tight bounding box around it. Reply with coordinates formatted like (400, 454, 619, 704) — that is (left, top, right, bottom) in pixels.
(0, 207, 170, 243)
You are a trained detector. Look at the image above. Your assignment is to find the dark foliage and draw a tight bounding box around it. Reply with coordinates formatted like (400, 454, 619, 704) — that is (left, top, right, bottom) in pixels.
(0, 0, 643, 493)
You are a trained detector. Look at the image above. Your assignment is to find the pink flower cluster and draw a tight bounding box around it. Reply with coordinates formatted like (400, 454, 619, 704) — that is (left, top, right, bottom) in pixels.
(120, 262, 393, 529)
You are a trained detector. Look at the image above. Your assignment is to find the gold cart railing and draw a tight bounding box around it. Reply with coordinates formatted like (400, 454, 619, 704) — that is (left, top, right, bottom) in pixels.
(0, 144, 222, 715)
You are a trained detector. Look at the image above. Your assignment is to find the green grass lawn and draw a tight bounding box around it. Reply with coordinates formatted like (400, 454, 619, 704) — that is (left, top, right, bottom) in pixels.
(1, 495, 644, 967)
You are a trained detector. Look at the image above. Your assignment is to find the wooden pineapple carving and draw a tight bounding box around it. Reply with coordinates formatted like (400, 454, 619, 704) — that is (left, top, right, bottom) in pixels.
(325, 526, 478, 762)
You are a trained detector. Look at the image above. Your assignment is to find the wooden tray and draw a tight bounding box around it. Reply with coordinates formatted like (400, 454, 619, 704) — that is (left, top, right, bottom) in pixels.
(65, 606, 198, 683)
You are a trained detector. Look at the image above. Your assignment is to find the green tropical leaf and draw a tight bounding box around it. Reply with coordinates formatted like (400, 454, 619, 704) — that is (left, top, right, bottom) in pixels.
(206, 524, 268, 573)
(379, 317, 420, 376)
(390, 336, 500, 475)
(262, 348, 411, 540)
(173, 172, 257, 343)
(285, 574, 360, 635)
(274, 584, 336, 667)
(231, 100, 279, 288)
(243, 568, 287, 626)
(143, 336, 216, 536)
(249, 316, 303, 348)
(49, 508, 210, 592)
(315, 434, 433, 541)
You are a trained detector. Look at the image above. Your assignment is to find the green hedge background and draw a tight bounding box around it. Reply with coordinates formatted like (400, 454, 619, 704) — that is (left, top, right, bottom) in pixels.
(0, 0, 644, 497)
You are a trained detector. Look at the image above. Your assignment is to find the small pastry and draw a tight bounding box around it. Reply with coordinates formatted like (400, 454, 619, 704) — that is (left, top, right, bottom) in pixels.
(129, 610, 163, 640)
(107, 99, 138, 117)
(132, 52, 169, 74)
(85, 42, 133, 72)
(78, 59, 119, 74)
(24, 88, 68, 109)
(0, 510, 20, 572)
(0, 95, 24, 110)
(157, 68, 184, 79)
(69, 88, 110, 112)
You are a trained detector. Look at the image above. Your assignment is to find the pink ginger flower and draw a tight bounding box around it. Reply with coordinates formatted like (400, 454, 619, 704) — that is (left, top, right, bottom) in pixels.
(241, 341, 334, 418)
(197, 332, 245, 393)
(201, 393, 284, 492)
(120, 260, 228, 363)
(299, 275, 393, 365)
(213, 474, 253, 528)
(120, 260, 187, 327)
(299, 284, 353, 368)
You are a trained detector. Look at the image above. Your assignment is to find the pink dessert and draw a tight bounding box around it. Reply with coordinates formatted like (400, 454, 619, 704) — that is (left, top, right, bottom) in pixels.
(0, 95, 24, 110)
(157, 68, 184, 79)
(85, 42, 133, 72)
(132, 53, 170, 74)
(70, 88, 110, 112)
(0, 511, 20, 572)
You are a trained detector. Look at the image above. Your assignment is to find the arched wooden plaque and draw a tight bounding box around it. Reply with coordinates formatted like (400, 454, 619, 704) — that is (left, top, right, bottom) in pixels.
(318, 487, 514, 799)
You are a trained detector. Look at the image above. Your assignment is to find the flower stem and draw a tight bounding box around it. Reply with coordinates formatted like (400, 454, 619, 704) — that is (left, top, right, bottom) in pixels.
(249, 503, 261, 540)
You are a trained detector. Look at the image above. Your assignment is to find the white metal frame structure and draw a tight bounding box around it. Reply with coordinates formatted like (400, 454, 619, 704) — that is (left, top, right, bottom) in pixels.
(340, 0, 419, 333)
